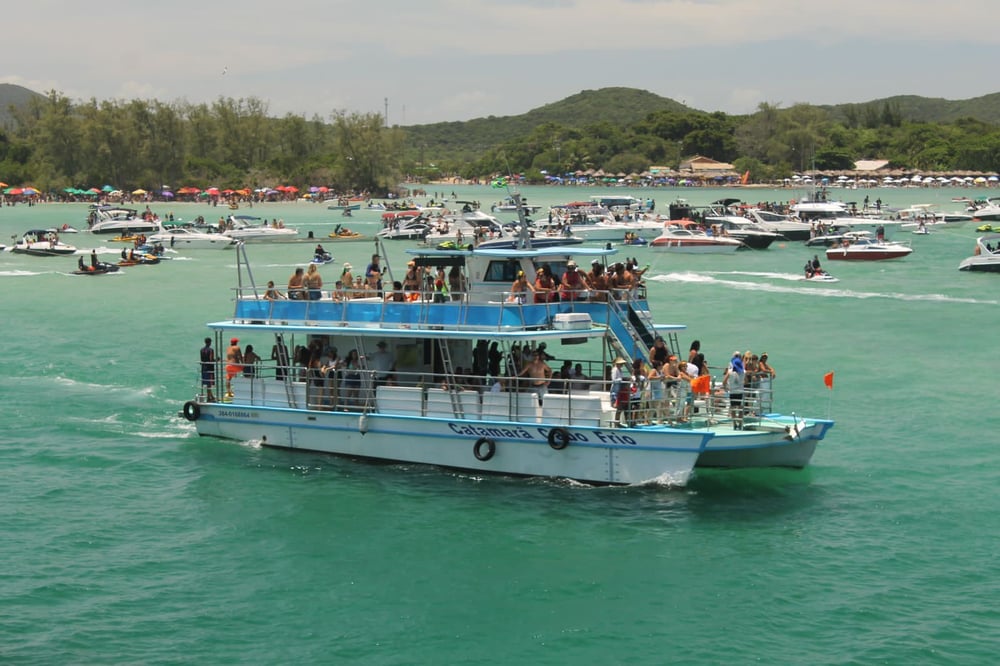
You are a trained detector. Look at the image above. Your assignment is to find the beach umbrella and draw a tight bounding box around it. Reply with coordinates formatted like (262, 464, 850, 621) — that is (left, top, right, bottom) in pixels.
(989, 176, 999, 182)
(23, 186, 40, 195)
(102, 184, 115, 192)
(132, 188, 147, 195)
(0, 181, 7, 187)
(6, 187, 23, 195)
(161, 190, 174, 197)
(285, 186, 299, 193)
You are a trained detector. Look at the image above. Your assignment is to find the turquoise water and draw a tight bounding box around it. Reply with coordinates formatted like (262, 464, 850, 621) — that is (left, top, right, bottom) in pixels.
(2, 187, 998, 664)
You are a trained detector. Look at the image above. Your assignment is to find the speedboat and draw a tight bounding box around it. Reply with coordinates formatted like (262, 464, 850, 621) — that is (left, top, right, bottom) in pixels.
(223, 215, 298, 242)
(825, 238, 913, 261)
(746, 208, 813, 241)
(806, 230, 873, 247)
(86, 205, 161, 235)
(650, 226, 743, 253)
(179, 243, 834, 485)
(10, 230, 78, 256)
(378, 212, 431, 241)
(958, 234, 1000, 272)
(703, 215, 781, 249)
(540, 204, 665, 242)
(148, 226, 239, 250)
(969, 197, 1000, 223)
(491, 195, 542, 215)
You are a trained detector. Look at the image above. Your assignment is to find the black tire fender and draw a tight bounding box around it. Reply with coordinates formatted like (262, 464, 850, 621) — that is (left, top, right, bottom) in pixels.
(547, 427, 570, 450)
(182, 401, 201, 421)
(473, 437, 496, 461)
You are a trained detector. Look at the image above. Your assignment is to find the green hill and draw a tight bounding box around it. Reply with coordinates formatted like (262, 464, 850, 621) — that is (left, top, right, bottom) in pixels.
(402, 87, 696, 158)
(0, 83, 46, 128)
(823, 93, 1000, 125)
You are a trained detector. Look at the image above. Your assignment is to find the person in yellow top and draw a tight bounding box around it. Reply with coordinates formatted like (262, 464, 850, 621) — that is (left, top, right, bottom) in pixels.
(507, 270, 535, 303)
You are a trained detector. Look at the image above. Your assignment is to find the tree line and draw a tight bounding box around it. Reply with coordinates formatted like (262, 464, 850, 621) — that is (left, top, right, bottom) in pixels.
(2, 91, 999, 193)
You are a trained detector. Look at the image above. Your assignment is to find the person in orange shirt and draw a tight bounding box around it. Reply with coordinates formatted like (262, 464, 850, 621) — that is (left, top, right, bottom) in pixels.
(225, 337, 244, 398)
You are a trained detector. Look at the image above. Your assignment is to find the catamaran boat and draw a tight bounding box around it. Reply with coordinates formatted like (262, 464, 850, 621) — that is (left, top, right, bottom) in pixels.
(180, 243, 834, 485)
(10, 229, 79, 256)
(148, 226, 240, 250)
(825, 238, 913, 261)
(650, 226, 744, 253)
(86, 206, 162, 235)
(958, 234, 1000, 272)
(222, 215, 298, 242)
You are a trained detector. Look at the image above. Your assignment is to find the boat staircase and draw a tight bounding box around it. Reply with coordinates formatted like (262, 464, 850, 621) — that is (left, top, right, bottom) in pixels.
(605, 296, 680, 364)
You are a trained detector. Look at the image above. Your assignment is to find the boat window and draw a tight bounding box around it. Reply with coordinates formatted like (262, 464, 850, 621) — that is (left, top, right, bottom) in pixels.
(484, 260, 521, 282)
(413, 256, 465, 268)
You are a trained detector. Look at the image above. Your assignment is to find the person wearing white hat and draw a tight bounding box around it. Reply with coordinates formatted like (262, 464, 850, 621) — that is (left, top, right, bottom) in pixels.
(559, 260, 591, 302)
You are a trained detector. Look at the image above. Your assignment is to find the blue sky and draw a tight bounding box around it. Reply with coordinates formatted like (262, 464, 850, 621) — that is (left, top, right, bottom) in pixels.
(3, 0, 996, 125)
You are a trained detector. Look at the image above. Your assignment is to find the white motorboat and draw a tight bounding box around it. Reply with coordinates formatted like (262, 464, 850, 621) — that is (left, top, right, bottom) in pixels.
(148, 226, 239, 249)
(223, 215, 298, 242)
(745, 209, 813, 241)
(86, 206, 161, 235)
(958, 234, 1000, 272)
(805, 230, 873, 247)
(650, 226, 743, 253)
(491, 196, 541, 215)
(180, 243, 835, 485)
(10, 229, 78, 256)
(969, 197, 1000, 223)
(825, 238, 913, 261)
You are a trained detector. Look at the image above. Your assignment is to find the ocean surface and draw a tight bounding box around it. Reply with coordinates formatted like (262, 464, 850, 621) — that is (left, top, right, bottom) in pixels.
(2, 185, 997, 664)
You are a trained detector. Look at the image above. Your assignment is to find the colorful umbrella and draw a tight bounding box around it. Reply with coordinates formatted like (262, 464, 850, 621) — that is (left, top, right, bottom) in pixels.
(132, 189, 147, 195)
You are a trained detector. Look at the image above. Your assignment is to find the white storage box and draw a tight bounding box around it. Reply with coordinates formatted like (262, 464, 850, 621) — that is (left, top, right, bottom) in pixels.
(552, 313, 592, 330)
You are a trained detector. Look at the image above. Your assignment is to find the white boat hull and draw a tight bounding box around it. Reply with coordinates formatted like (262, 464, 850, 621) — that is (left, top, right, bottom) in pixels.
(650, 240, 741, 253)
(148, 231, 238, 249)
(193, 402, 704, 486)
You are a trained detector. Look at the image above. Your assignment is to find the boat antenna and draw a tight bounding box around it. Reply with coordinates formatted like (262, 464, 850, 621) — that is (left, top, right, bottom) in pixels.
(491, 157, 532, 250)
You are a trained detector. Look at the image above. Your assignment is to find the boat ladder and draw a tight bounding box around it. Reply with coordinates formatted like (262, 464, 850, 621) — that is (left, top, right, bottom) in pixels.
(436, 340, 464, 418)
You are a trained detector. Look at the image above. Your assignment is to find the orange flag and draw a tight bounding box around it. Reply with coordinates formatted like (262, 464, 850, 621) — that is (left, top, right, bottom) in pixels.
(823, 372, 834, 390)
(691, 375, 711, 394)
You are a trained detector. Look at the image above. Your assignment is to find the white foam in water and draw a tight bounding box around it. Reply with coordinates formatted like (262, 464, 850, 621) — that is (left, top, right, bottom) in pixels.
(647, 272, 999, 305)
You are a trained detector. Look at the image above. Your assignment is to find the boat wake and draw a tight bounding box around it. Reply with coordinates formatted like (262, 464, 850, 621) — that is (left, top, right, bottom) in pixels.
(647, 271, 999, 305)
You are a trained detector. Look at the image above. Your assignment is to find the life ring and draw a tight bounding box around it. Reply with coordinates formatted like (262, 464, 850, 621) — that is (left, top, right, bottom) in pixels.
(547, 427, 570, 450)
(473, 437, 496, 461)
(182, 401, 201, 421)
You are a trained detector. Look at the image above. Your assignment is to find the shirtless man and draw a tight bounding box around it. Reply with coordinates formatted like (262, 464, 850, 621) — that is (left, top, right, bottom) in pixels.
(518, 350, 552, 404)
(287, 267, 306, 300)
(225, 337, 244, 398)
